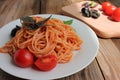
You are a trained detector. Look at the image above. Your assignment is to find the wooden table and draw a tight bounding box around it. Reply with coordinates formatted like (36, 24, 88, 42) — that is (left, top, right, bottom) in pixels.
(0, 0, 120, 80)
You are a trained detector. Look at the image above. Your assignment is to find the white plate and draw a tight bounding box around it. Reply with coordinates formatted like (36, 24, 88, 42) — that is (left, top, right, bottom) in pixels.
(0, 14, 99, 80)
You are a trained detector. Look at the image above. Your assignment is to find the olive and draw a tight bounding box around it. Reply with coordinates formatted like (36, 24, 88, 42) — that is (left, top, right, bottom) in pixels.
(81, 7, 91, 17)
(91, 10, 100, 19)
(11, 25, 21, 37)
(81, 7, 100, 19)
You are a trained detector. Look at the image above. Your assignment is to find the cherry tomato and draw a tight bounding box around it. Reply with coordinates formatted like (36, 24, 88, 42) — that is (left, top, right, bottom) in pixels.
(34, 55, 57, 71)
(102, 2, 111, 11)
(104, 5, 116, 16)
(112, 8, 120, 22)
(14, 49, 34, 68)
(102, 2, 116, 16)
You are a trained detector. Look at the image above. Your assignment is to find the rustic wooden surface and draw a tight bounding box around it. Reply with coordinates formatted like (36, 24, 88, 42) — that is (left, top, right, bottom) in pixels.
(0, 0, 120, 80)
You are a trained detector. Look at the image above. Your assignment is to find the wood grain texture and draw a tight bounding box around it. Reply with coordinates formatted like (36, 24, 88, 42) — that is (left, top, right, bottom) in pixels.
(40, 0, 83, 14)
(0, 0, 40, 28)
(97, 39, 120, 80)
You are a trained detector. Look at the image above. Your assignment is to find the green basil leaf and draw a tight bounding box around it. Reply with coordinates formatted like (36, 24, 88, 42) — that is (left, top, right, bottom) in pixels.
(64, 19, 73, 25)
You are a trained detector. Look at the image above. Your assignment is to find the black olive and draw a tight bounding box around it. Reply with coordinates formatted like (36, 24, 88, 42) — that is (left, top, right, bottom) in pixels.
(81, 7, 91, 17)
(91, 10, 100, 19)
(81, 7, 100, 19)
(11, 25, 21, 37)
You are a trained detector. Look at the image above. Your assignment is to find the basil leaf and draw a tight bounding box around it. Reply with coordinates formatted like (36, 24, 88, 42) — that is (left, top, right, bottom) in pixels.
(64, 19, 73, 25)
(20, 15, 52, 30)
(20, 16, 35, 24)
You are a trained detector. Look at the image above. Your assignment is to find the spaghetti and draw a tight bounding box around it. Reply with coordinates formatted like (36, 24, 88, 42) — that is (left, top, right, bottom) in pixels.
(0, 16, 83, 63)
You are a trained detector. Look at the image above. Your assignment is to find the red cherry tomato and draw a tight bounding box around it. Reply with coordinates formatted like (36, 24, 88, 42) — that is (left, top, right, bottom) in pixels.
(102, 2, 112, 11)
(34, 55, 57, 71)
(14, 49, 34, 68)
(102, 2, 116, 16)
(112, 8, 120, 22)
(104, 5, 116, 16)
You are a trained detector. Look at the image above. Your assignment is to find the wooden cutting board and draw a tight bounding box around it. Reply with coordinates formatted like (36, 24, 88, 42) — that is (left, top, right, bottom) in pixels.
(62, 1, 120, 38)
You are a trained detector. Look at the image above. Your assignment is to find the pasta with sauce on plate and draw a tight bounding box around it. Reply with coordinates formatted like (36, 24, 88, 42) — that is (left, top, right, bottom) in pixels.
(0, 16, 83, 63)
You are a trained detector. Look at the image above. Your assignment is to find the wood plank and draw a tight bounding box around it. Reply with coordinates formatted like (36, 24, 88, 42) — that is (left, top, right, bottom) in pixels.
(0, 0, 40, 28)
(0, 0, 40, 80)
(96, 39, 120, 80)
(40, 0, 83, 14)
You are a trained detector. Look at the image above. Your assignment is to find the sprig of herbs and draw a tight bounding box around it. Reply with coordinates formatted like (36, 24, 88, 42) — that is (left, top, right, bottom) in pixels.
(20, 15, 52, 30)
